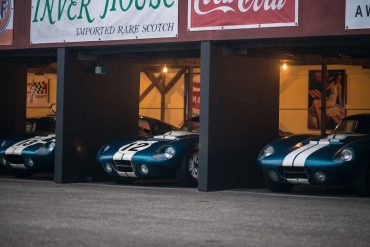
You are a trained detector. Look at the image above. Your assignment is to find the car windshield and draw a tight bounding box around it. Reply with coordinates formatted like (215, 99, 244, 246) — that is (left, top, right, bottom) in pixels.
(333, 118, 370, 134)
(180, 116, 199, 133)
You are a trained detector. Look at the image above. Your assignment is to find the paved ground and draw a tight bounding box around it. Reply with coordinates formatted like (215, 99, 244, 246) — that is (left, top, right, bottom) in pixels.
(0, 177, 370, 247)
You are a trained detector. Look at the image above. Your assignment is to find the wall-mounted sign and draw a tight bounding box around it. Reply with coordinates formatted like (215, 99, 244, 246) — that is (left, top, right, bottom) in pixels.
(0, 0, 13, 45)
(345, 0, 370, 29)
(192, 74, 200, 116)
(27, 76, 50, 108)
(30, 0, 178, 44)
(188, 0, 298, 31)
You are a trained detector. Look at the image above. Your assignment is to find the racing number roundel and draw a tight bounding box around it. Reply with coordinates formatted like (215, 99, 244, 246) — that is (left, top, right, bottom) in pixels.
(0, 0, 11, 33)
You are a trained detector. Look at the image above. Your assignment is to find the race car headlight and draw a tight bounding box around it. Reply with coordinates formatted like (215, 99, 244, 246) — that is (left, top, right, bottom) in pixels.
(25, 157, 34, 168)
(258, 145, 275, 160)
(48, 142, 55, 152)
(104, 163, 113, 173)
(36, 143, 55, 155)
(152, 146, 176, 161)
(336, 148, 354, 162)
(164, 146, 176, 159)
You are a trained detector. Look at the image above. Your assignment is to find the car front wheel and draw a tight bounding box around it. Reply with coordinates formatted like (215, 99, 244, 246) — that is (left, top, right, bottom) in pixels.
(176, 149, 198, 187)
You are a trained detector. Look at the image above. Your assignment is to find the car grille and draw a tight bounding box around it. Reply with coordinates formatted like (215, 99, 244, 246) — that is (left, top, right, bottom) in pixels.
(113, 160, 134, 173)
(5, 155, 24, 164)
(281, 167, 308, 179)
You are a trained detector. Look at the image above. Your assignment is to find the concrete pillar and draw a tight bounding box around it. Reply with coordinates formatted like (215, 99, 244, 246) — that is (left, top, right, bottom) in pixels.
(199, 42, 280, 191)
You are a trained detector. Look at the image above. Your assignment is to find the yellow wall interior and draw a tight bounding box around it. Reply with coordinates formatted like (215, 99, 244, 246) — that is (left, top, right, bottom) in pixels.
(280, 65, 370, 134)
(26, 72, 57, 118)
(139, 70, 185, 127)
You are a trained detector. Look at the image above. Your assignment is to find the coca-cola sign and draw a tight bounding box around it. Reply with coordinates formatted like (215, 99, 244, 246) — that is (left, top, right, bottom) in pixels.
(188, 0, 298, 31)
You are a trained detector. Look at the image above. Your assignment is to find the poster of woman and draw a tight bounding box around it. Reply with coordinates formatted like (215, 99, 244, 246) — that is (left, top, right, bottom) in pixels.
(308, 70, 346, 130)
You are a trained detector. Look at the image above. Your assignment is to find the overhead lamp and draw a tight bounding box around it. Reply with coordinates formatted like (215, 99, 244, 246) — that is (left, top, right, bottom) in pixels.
(162, 64, 168, 73)
(95, 64, 107, 75)
(282, 62, 288, 71)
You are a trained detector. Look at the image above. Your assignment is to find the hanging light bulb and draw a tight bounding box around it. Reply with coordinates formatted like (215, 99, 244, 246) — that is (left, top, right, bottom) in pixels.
(162, 64, 168, 73)
(282, 62, 288, 70)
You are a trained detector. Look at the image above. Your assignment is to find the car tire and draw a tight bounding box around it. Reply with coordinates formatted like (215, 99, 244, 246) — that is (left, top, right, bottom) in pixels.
(264, 173, 294, 192)
(11, 169, 34, 178)
(351, 160, 370, 196)
(113, 176, 135, 185)
(175, 149, 198, 187)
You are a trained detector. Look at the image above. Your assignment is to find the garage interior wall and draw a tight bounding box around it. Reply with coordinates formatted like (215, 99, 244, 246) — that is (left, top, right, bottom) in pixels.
(280, 65, 370, 134)
(139, 71, 185, 127)
(26, 73, 57, 118)
(0, 64, 27, 138)
(55, 48, 140, 182)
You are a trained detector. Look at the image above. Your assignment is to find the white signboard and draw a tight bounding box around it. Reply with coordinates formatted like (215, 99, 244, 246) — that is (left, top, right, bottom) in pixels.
(30, 0, 178, 44)
(346, 0, 370, 29)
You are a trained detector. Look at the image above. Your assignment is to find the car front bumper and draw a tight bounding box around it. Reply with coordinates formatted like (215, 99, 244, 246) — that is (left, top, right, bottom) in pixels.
(261, 161, 354, 185)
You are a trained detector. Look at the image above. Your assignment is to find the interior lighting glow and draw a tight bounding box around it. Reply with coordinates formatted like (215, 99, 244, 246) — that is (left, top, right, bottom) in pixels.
(162, 64, 168, 73)
(282, 62, 288, 70)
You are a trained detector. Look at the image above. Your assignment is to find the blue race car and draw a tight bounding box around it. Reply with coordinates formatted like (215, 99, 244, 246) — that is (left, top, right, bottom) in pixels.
(258, 114, 370, 196)
(0, 116, 56, 178)
(97, 116, 199, 186)
(0, 115, 173, 179)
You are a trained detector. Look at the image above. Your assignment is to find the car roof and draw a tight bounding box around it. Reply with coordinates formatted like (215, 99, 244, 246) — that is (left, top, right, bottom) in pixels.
(344, 114, 370, 121)
(139, 115, 177, 128)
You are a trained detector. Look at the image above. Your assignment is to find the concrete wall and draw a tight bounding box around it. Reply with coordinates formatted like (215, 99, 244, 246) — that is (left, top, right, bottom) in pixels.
(0, 63, 27, 139)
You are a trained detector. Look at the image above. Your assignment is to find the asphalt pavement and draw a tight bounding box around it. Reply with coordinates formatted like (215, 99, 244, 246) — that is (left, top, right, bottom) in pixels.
(0, 177, 370, 247)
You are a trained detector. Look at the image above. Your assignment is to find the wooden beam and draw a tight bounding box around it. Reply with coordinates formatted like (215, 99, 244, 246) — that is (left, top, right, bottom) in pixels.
(161, 76, 166, 121)
(139, 83, 156, 103)
(165, 67, 186, 94)
(143, 70, 165, 94)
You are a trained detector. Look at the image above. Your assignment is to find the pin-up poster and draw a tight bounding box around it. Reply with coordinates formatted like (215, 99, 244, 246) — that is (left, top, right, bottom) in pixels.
(308, 70, 346, 130)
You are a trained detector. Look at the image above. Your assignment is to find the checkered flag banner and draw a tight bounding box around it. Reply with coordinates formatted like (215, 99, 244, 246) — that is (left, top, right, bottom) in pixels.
(31, 81, 48, 95)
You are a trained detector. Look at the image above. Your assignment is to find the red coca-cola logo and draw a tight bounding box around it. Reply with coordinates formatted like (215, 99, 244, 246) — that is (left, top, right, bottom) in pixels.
(188, 0, 298, 31)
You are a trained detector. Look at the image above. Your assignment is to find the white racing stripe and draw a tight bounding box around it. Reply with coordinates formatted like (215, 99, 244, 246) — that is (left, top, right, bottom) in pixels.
(5, 134, 55, 156)
(113, 140, 158, 178)
(293, 143, 329, 167)
(282, 143, 317, 167)
(282, 135, 349, 168)
(154, 131, 197, 140)
(113, 141, 158, 161)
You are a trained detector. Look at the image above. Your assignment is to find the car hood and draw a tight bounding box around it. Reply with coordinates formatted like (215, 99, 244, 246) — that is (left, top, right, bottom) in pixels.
(98, 131, 199, 158)
(263, 133, 369, 167)
(0, 133, 56, 155)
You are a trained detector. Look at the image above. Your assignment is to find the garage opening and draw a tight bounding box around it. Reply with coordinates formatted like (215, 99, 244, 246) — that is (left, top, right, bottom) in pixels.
(54, 45, 201, 184)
